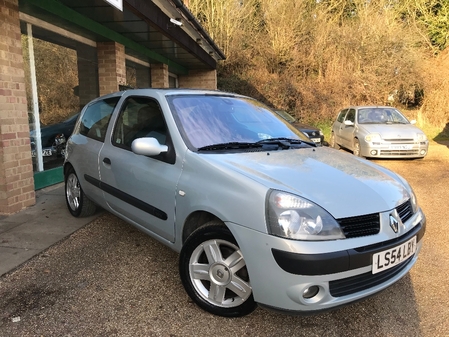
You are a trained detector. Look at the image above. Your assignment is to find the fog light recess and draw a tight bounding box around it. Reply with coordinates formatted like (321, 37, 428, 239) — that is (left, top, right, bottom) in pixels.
(370, 150, 378, 156)
(303, 286, 320, 299)
(420, 149, 427, 155)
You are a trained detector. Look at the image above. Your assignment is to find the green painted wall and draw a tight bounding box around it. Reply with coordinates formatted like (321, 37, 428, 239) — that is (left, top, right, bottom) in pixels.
(34, 167, 63, 190)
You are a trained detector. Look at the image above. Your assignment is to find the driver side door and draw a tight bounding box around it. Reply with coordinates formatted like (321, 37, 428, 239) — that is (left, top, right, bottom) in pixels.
(99, 96, 181, 242)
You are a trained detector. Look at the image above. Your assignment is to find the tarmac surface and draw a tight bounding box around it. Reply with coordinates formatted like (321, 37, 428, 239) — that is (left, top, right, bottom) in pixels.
(0, 141, 448, 336)
(0, 184, 100, 277)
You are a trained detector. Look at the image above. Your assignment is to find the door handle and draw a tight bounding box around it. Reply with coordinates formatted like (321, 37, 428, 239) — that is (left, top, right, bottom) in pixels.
(103, 157, 111, 165)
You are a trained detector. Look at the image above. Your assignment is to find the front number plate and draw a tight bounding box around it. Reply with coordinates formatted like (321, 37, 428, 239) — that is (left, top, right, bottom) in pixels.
(389, 144, 413, 150)
(372, 236, 417, 274)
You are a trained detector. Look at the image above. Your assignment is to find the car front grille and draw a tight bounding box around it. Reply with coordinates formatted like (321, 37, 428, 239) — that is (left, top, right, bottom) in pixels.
(397, 199, 413, 223)
(329, 257, 413, 297)
(383, 138, 414, 142)
(338, 213, 380, 238)
(379, 149, 420, 156)
(337, 199, 413, 239)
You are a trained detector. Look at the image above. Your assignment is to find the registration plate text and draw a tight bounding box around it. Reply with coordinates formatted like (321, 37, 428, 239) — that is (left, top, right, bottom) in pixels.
(31, 149, 53, 157)
(389, 144, 413, 150)
(372, 236, 417, 274)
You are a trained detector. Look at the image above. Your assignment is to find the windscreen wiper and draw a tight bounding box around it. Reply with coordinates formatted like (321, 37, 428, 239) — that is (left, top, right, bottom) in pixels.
(197, 142, 263, 151)
(256, 138, 304, 149)
(386, 121, 407, 124)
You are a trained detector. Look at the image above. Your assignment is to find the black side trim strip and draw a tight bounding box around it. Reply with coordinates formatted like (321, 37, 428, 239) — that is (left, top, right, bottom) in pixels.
(84, 174, 168, 221)
(272, 221, 425, 276)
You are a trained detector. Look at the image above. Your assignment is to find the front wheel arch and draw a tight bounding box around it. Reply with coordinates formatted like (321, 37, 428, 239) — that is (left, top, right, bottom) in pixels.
(181, 211, 221, 244)
(353, 138, 365, 158)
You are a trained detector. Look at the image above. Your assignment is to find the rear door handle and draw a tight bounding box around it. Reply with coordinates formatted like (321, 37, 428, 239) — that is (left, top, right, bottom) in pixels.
(103, 157, 111, 165)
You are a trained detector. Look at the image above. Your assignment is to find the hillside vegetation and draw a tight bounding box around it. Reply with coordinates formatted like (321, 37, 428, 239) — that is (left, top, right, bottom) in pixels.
(186, 0, 449, 137)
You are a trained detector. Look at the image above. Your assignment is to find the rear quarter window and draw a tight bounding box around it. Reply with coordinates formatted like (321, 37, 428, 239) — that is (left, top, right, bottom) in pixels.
(79, 97, 119, 141)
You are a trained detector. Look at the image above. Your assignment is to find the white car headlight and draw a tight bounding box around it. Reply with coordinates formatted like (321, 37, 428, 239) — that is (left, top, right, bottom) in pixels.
(266, 190, 345, 241)
(365, 133, 382, 142)
(416, 133, 427, 142)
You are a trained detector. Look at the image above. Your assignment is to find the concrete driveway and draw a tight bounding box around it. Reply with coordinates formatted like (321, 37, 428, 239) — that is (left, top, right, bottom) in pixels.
(1, 142, 448, 337)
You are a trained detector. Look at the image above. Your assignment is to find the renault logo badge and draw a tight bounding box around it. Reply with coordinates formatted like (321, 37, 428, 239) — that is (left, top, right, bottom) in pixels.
(389, 215, 399, 233)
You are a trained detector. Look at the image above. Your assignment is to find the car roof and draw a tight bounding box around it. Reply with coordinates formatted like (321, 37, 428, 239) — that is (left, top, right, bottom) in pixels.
(95, 88, 247, 100)
(345, 106, 398, 110)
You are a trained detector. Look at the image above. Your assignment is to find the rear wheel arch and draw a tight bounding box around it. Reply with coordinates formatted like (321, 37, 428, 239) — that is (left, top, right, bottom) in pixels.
(63, 162, 74, 177)
(330, 132, 341, 150)
(64, 165, 97, 217)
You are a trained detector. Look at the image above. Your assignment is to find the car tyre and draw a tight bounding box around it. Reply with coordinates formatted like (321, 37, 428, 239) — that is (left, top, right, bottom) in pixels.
(353, 138, 364, 158)
(179, 221, 256, 317)
(330, 132, 341, 150)
(65, 167, 97, 217)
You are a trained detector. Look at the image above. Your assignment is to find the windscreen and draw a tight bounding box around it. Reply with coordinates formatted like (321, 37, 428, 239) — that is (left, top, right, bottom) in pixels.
(167, 95, 308, 149)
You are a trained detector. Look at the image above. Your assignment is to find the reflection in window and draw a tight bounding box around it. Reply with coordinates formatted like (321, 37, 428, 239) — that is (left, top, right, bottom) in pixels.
(112, 97, 168, 149)
(169, 95, 304, 148)
(79, 97, 119, 141)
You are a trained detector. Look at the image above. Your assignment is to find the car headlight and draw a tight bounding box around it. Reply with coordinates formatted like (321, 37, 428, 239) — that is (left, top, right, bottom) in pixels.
(416, 133, 427, 142)
(394, 173, 419, 213)
(266, 190, 345, 241)
(319, 130, 324, 136)
(365, 133, 382, 142)
(409, 188, 418, 213)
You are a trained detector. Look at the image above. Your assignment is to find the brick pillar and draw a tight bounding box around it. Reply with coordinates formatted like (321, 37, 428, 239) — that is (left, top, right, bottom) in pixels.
(0, 0, 35, 214)
(97, 42, 126, 96)
(76, 43, 99, 110)
(151, 63, 169, 88)
(178, 69, 217, 90)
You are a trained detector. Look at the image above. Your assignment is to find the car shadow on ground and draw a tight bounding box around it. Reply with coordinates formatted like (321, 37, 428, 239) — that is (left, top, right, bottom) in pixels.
(433, 123, 449, 148)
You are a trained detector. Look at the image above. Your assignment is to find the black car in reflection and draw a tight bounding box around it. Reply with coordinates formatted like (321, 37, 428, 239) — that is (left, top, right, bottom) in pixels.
(274, 110, 325, 146)
(30, 113, 79, 160)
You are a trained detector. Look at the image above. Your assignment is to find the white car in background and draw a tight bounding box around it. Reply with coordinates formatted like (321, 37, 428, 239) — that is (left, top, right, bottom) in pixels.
(330, 106, 428, 158)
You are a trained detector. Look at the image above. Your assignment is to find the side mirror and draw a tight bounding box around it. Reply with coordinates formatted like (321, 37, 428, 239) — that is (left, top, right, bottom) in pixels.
(131, 137, 168, 156)
(410, 120, 417, 125)
(344, 120, 354, 126)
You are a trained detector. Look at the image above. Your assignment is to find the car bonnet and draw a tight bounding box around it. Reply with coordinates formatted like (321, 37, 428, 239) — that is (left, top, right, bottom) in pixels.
(203, 147, 410, 219)
(359, 124, 423, 139)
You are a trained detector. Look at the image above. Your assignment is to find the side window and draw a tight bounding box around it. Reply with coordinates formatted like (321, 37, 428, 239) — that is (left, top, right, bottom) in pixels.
(112, 97, 168, 149)
(345, 109, 356, 123)
(336, 109, 347, 123)
(79, 97, 119, 141)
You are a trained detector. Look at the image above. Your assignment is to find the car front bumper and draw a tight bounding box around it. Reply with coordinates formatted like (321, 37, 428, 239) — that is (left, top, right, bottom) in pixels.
(360, 140, 429, 158)
(303, 133, 324, 146)
(227, 208, 425, 314)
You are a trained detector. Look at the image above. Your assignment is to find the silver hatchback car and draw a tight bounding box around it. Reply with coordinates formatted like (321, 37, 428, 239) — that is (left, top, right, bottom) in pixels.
(64, 90, 425, 317)
(330, 106, 429, 158)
